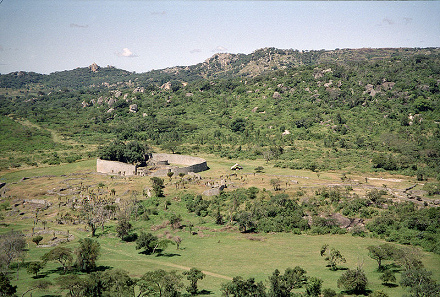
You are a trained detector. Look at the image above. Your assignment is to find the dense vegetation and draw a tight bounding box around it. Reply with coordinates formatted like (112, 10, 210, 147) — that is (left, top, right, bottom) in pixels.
(1, 47, 440, 296)
(1, 47, 439, 178)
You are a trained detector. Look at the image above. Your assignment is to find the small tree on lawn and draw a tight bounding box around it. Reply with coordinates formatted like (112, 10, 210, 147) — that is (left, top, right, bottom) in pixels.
(138, 269, 183, 297)
(337, 266, 368, 295)
(0, 273, 16, 296)
(380, 270, 396, 286)
(26, 261, 45, 278)
(116, 216, 133, 239)
(21, 279, 52, 297)
(75, 238, 100, 273)
(42, 247, 73, 274)
(32, 235, 43, 246)
(183, 268, 205, 295)
(151, 177, 165, 197)
(136, 231, 171, 255)
(321, 244, 346, 271)
(167, 171, 174, 182)
(270, 178, 281, 191)
(367, 244, 396, 271)
(305, 277, 323, 297)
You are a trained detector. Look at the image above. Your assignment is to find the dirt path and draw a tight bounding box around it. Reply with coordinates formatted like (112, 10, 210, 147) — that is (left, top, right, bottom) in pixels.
(102, 245, 233, 280)
(13, 117, 80, 146)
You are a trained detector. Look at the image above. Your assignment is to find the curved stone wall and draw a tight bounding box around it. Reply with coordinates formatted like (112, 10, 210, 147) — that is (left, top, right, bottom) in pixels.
(96, 159, 137, 176)
(97, 153, 207, 177)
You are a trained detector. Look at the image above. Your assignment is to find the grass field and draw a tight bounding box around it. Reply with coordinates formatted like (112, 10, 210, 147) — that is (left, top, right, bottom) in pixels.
(1, 157, 439, 297)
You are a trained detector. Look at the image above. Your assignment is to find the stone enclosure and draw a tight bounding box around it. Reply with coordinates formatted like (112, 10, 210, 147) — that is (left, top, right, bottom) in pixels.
(96, 153, 208, 177)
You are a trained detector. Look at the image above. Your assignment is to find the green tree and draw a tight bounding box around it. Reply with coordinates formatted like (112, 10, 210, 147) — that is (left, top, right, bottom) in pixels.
(136, 232, 159, 254)
(305, 277, 323, 297)
(167, 171, 174, 181)
(367, 244, 397, 271)
(138, 269, 183, 297)
(41, 247, 73, 274)
(136, 231, 171, 255)
(380, 270, 396, 285)
(151, 177, 165, 197)
(75, 238, 100, 272)
(0, 272, 17, 296)
(283, 266, 308, 290)
(21, 279, 51, 297)
(400, 267, 440, 297)
(26, 261, 45, 278)
(337, 266, 368, 294)
(32, 235, 43, 246)
(270, 178, 281, 191)
(0, 231, 26, 269)
(321, 245, 346, 271)
(183, 268, 205, 295)
(116, 217, 133, 239)
(221, 276, 266, 297)
(56, 275, 86, 297)
(100, 269, 135, 297)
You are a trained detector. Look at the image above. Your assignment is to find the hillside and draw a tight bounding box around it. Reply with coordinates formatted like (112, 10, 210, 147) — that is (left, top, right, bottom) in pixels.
(1, 47, 439, 178)
(2, 47, 439, 89)
(0, 47, 440, 297)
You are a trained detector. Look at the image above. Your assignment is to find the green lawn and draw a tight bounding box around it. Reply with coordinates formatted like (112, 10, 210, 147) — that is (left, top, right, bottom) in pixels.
(10, 227, 440, 297)
(2, 156, 439, 297)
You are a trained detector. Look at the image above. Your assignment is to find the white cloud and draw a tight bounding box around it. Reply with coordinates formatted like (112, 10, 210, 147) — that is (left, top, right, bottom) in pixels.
(70, 23, 89, 28)
(151, 11, 166, 15)
(117, 48, 138, 58)
(403, 17, 413, 25)
(212, 46, 228, 52)
(190, 49, 202, 54)
(382, 18, 394, 25)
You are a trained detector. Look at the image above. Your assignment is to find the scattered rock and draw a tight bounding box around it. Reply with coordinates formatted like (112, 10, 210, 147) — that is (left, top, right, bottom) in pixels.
(88, 63, 99, 72)
(129, 104, 138, 113)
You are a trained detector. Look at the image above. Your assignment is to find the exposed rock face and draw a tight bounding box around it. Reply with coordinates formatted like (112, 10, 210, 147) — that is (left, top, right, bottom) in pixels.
(129, 104, 138, 113)
(382, 82, 395, 90)
(81, 101, 89, 108)
(108, 98, 116, 107)
(89, 63, 99, 72)
(204, 53, 238, 70)
(114, 91, 122, 98)
(161, 82, 172, 90)
(273, 92, 281, 99)
(133, 87, 144, 93)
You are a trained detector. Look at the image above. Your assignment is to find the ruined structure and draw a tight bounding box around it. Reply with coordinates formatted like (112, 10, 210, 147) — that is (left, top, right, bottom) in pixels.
(96, 153, 208, 177)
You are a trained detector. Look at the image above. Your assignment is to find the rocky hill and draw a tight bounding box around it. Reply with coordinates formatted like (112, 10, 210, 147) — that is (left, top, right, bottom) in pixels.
(2, 47, 439, 89)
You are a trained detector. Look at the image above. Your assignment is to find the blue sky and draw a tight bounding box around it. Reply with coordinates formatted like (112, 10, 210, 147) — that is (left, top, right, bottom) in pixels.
(1, 1, 439, 74)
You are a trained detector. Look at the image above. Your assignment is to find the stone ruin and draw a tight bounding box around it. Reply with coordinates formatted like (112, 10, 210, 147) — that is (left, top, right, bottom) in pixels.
(96, 153, 208, 177)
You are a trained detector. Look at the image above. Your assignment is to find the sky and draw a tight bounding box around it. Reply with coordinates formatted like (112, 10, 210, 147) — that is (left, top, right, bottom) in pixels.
(1, 0, 439, 74)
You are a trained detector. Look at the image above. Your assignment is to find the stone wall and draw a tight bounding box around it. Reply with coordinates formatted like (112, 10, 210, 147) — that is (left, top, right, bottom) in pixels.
(96, 154, 208, 177)
(96, 159, 137, 176)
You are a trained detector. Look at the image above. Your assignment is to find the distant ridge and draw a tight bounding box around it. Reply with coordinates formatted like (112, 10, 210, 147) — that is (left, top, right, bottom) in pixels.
(1, 47, 439, 89)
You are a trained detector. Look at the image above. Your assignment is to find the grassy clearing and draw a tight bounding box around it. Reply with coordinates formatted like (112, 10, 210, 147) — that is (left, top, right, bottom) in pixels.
(1, 154, 439, 296)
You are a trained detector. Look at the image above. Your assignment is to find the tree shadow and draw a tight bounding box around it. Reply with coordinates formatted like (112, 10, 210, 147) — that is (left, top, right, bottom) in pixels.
(32, 274, 48, 279)
(156, 252, 181, 257)
(45, 267, 65, 275)
(41, 295, 62, 297)
(94, 265, 113, 272)
(382, 283, 398, 288)
(382, 263, 401, 272)
(340, 289, 372, 296)
(198, 289, 213, 295)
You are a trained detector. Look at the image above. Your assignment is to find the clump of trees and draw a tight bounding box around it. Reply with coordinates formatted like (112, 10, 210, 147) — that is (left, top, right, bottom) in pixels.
(98, 140, 149, 164)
